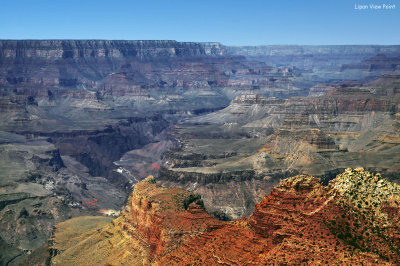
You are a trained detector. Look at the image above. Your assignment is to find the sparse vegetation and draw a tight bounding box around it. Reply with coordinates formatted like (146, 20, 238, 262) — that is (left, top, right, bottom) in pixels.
(183, 194, 204, 210)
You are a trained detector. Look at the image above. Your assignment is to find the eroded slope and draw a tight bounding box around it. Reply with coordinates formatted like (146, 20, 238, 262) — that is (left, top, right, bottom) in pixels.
(51, 169, 400, 265)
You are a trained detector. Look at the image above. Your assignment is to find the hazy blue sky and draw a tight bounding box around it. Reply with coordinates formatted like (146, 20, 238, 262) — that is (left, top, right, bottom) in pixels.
(0, 0, 399, 45)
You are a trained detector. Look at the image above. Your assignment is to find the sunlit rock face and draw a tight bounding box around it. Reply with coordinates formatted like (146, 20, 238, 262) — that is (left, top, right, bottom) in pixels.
(50, 169, 400, 265)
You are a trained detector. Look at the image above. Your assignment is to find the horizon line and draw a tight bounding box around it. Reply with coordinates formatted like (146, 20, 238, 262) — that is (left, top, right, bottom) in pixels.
(1, 39, 400, 47)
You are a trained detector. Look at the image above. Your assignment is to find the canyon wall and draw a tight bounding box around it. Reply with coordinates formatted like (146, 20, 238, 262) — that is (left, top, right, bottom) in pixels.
(228, 45, 400, 81)
(0, 40, 226, 58)
(157, 74, 400, 219)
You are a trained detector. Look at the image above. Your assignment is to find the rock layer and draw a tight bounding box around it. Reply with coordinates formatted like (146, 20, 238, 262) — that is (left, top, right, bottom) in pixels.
(158, 74, 400, 219)
(51, 169, 400, 265)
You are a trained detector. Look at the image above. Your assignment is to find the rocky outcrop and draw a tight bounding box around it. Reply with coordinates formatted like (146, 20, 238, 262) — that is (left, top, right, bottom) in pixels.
(121, 176, 220, 261)
(50, 176, 223, 265)
(50, 169, 400, 265)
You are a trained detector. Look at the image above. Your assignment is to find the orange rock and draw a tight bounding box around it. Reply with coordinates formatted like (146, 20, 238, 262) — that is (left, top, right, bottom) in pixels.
(51, 171, 400, 265)
(151, 163, 160, 170)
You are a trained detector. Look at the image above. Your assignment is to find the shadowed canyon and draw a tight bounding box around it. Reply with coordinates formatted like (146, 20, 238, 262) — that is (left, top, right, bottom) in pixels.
(1, 40, 400, 264)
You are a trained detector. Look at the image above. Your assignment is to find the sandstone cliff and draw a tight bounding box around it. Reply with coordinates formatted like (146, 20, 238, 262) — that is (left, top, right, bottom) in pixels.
(50, 169, 400, 265)
(50, 176, 222, 265)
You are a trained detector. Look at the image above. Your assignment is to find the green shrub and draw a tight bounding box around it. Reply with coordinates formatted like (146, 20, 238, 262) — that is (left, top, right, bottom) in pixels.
(183, 194, 204, 209)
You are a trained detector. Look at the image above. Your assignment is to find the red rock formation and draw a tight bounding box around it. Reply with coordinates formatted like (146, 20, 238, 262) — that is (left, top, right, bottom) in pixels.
(51, 169, 400, 265)
(161, 171, 392, 265)
(122, 176, 223, 262)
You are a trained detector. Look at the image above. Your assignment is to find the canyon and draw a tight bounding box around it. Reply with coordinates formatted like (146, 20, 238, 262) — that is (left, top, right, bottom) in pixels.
(1, 40, 400, 264)
(158, 73, 400, 219)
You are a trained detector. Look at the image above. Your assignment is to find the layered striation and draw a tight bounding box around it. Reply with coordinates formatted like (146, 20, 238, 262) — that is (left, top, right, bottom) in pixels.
(158, 74, 400, 219)
(0, 40, 226, 58)
(50, 176, 223, 265)
(228, 45, 400, 81)
(51, 169, 400, 265)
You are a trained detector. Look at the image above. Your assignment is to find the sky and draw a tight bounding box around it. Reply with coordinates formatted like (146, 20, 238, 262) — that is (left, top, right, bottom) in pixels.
(0, 0, 399, 45)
